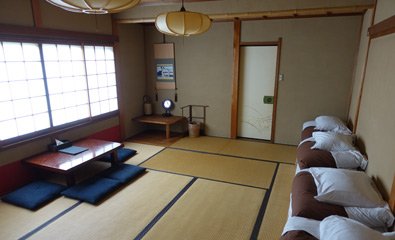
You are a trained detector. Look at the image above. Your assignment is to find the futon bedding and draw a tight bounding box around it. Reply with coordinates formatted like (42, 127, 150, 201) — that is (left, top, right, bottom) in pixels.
(280, 230, 318, 240)
(301, 126, 320, 141)
(296, 141, 337, 169)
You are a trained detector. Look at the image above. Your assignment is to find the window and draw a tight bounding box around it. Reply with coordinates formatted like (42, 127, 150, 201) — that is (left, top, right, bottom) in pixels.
(0, 41, 118, 143)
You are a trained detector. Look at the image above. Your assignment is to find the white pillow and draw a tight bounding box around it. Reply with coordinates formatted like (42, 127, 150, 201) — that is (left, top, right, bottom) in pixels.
(309, 168, 385, 208)
(331, 150, 368, 170)
(345, 204, 395, 228)
(311, 131, 355, 151)
(315, 115, 352, 135)
(320, 216, 394, 240)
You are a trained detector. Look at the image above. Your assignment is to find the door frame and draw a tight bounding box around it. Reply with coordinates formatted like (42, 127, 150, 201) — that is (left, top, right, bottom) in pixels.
(230, 21, 282, 143)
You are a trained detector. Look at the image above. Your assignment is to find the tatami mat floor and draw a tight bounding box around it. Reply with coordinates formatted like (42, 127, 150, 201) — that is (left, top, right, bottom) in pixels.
(0, 136, 296, 240)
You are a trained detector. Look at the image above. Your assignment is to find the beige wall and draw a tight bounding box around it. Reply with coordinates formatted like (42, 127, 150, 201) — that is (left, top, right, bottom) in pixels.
(373, 0, 395, 24)
(0, 0, 119, 166)
(349, 0, 395, 199)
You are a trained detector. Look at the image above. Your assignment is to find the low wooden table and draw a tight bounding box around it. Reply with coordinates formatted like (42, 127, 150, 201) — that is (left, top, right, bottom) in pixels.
(24, 139, 123, 186)
(134, 115, 186, 139)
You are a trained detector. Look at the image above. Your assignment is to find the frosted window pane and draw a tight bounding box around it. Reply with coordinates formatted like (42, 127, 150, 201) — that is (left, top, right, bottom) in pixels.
(105, 47, 114, 60)
(108, 86, 117, 98)
(0, 120, 18, 140)
(33, 113, 50, 131)
(73, 76, 87, 90)
(45, 62, 60, 78)
(52, 109, 65, 126)
(99, 87, 108, 100)
(77, 105, 89, 119)
(16, 116, 35, 135)
(10, 81, 29, 100)
(107, 73, 116, 86)
(72, 61, 85, 76)
(106, 60, 115, 73)
(87, 75, 98, 89)
(57, 45, 71, 61)
(95, 46, 105, 60)
(25, 62, 43, 80)
(47, 78, 62, 94)
(96, 61, 106, 74)
(0, 44, 4, 61)
(13, 99, 32, 118)
(22, 43, 40, 61)
(84, 46, 95, 60)
(60, 61, 73, 77)
(71, 45, 84, 60)
(0, 101, 14, 121)
(89, 89, 99, 103)
(61, 77, 75, 92)
(3, 42, 23, 61)
(63, 92, 76, 108)
(7, 62, 26, 81)
(0, 63, 8, 82)
(90, 102, 100, 116)
(97, 74, 107, 87)
(28, 80, 45, 97)
(50, 94, 64, 110)
(100, 100, 109, 113)
(43, 44, 58, 61)
(76, 91, 88, 104)
(31, 96, 48, 114)
(86, 61, 96, 75)
(109, 98, 118, 111)
(0, 83, 11, 101)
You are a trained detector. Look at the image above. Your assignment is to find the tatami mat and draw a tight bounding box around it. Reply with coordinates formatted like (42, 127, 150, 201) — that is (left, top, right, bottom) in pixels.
(171, 136, 297, 164)
(258, 164, 296, 240)
(141, 148, 276, 188)
(123, 142, 165, 165)
(28, 171, 192, 240)
(143, 179, 266, 240)
(0, 197, 78, 240)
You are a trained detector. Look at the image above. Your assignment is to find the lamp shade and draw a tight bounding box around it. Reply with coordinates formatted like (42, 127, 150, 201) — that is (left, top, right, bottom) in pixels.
(46, 0, 140, 14)
(155, 9, 211, 36)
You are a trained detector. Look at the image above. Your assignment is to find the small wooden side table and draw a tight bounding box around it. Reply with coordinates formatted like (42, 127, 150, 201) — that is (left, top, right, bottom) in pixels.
(134, 115, 186, 139)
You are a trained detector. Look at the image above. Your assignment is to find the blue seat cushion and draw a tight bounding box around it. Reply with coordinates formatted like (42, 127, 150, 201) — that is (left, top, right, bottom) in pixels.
(102, 164, 146, 183)
(2, 180, 66, 210)
(61, 177, 121, 204)
(100, 148, 137, 163)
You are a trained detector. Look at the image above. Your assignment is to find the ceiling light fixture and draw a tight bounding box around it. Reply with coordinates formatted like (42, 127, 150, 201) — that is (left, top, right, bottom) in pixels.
(45, 0, 140, 14)
(155, 0, 211, 36)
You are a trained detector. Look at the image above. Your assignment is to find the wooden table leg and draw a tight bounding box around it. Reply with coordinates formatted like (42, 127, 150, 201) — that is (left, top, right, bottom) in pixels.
(166, 124, 170, 139)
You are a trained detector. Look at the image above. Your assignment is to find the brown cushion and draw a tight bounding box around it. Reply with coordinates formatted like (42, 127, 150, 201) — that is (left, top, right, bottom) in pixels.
(291, 171, 348, 220)
(297, 141, 337, 169)
(280, 230, 318, 240)
(301, 126, 316, 141)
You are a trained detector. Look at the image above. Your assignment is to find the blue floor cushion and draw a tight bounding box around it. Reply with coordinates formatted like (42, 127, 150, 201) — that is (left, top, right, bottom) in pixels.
(102, 164, 146, 183)
(61, 177, 122, 204)
(100, 148, 137, 163)
(2, 180, 66, 210)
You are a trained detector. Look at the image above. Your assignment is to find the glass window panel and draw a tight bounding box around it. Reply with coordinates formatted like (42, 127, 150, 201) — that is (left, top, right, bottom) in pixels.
(25, 62, 43, 80)
(0, 83, 11, 101)
(7, 62, 26, 81)
(0, 63, 8, 82)
(105, 47, 114, 60)
(100, 100, 110, 113)
(76, 90, 88, 104)
(108, 86, 117, 98)
(87, 75, 98, 89)
(77, 104, 89, 118)
(33, 113, 50, 131)
(28, 80, 45, 97)
(72, 61, 85, 76)
(50, 94, 64, 110)
(65, 107, 78, 122)
(74, 76, 87, 90)
(45, 62, 60, 78)
(97, 74, 107, 87)
(63, 92, 76, 108)
(57, 45, 71, 61)
(0, 120, 18, 140)
(71, 45, 84, 60)
(106, 60, 115, 73)
(109, 98, 118, 111)
(31, 96, 48, 114)
(3, 42, 23, 61)
(96, 60, 106, 74)
(107, 73, 116, 86)
(86, 61, 96, 75)
(47, 77, 62, 94)
(60, 61, 73, 77)
(84, 46, 95, 60)
(22, 43, 40, 61)
(0, 101, 14, 121)
(10, 81, 29, 100)
(89, 89, 99, 103)
(13, 98, 32, 118)
(99, 87, 108, 101)
(61, 77, 75, 92)
(43, 44, 58, 61)
(16, 116, 35, 135)
(95, 46, 105, 60)
(90, 102, 100, 116)
(0, 44, 4, 61)
(52, 109, 66, 126)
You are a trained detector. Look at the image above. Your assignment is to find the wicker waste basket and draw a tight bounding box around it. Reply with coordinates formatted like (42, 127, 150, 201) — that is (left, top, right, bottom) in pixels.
(188, 122, 200, 137)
